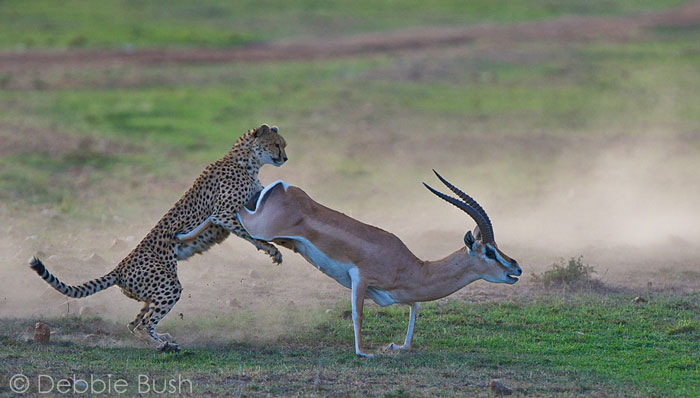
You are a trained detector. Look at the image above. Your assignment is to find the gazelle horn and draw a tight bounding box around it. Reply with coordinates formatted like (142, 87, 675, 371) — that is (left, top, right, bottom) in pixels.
(431, 169, 493, 235)
(423, 174, 495, 244)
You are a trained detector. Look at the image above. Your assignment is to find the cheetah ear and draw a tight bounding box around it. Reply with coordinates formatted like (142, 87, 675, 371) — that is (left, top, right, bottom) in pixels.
(254, 124, 270, 137)
(270, 125, 278, 133)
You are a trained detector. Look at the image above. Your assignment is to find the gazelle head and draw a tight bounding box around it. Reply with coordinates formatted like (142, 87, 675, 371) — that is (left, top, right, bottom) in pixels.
(424, 170, 522, 284)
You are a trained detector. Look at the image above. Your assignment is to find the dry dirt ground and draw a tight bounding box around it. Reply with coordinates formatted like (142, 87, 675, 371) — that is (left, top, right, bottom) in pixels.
(2, 2, 699, 342)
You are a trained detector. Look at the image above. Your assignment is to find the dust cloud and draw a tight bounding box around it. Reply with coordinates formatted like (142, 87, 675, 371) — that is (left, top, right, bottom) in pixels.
(0, 217, 349, 346)
(493, 134, 700, 286)
(1, 133, 699, 347)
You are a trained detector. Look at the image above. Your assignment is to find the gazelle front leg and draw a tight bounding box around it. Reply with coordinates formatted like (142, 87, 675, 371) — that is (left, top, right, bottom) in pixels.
(388, 302, 420, 351)
(348, 267, 373, 358)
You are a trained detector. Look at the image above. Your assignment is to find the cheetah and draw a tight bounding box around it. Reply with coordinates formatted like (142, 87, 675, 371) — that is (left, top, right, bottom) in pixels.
(29, 124, 287, 352)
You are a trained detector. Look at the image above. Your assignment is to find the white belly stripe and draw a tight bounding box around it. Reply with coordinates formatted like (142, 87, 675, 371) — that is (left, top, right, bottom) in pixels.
(235, 180, 397, 306)
(283, 236, 397, 306)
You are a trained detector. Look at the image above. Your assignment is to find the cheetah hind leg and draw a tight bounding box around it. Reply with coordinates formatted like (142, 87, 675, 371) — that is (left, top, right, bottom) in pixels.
(128, 302, 177, 348)
(129, 308, 178, 352)
(141, 278, 183, 353)
(128, 302, 150, 334)
(156, 332, 174, 343)
(127, 303, 174, 348)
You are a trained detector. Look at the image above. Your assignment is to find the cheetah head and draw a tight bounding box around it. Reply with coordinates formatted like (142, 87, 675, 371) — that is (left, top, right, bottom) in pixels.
(252, 124, 287, 167)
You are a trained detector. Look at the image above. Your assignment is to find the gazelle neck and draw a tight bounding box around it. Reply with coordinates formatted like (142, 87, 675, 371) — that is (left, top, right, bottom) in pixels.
(412, 247, 483, 302)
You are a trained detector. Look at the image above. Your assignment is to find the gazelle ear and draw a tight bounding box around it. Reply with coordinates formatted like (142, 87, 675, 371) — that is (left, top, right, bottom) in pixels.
(473, 226, 482, 241)
(254, 124, 270, 138)
(464, 231, 476, 250)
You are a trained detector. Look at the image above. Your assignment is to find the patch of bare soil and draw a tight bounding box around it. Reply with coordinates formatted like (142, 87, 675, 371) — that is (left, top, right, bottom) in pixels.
(0, 122, 135, 158)
(0, 2, 698, 73)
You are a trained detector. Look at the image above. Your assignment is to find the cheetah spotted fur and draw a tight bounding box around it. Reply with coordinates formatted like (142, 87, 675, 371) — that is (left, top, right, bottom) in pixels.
(29, 124, 287, 352)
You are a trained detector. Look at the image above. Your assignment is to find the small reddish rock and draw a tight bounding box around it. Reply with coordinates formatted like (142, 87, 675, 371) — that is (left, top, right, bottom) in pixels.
(33, 322, 50, 343)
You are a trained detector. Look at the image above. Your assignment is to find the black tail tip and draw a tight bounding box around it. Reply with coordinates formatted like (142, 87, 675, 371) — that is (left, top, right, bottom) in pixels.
(29, 257, 45, 274)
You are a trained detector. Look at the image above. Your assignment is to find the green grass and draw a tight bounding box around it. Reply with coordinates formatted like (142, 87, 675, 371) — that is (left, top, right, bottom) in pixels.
(2, 2, 699, 397)
(0, 0, 689, 50)
(2, 27, 699, 210)
(1, 294, 698, 397)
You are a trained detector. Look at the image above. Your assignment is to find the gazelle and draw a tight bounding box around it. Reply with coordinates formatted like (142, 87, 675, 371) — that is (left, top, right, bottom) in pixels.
(179, 171, 522, 357)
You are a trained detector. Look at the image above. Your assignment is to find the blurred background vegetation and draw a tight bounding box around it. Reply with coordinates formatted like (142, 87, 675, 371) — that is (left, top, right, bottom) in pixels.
(1, 1, 699, 396)
(1, 0, 699, 287)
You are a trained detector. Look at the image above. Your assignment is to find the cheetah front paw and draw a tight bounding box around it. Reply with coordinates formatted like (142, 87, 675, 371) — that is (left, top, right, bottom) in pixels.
(269, 249, 283, 265)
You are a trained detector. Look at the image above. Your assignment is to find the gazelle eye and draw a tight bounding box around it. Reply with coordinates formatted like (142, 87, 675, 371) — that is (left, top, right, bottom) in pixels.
(486, 249, 496, 260)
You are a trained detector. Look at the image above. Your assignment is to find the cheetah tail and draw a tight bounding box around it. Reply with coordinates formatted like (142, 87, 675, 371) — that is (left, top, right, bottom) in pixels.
(29, 257, 118, 299)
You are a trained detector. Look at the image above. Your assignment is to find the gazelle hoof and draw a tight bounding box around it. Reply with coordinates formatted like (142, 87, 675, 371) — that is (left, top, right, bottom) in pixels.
(355, 351, 375, 358)
(386, 343, 409, 351)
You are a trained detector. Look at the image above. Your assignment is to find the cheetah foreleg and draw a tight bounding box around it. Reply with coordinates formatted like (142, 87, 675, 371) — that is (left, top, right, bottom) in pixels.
(176, 215, 213, 242)
(211, 214, 282, 264)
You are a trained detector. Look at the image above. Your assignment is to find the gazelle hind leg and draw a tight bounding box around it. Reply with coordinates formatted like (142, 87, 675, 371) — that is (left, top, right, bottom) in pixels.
(348, 267, 373, 358)
(387, 302, 420, 351)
